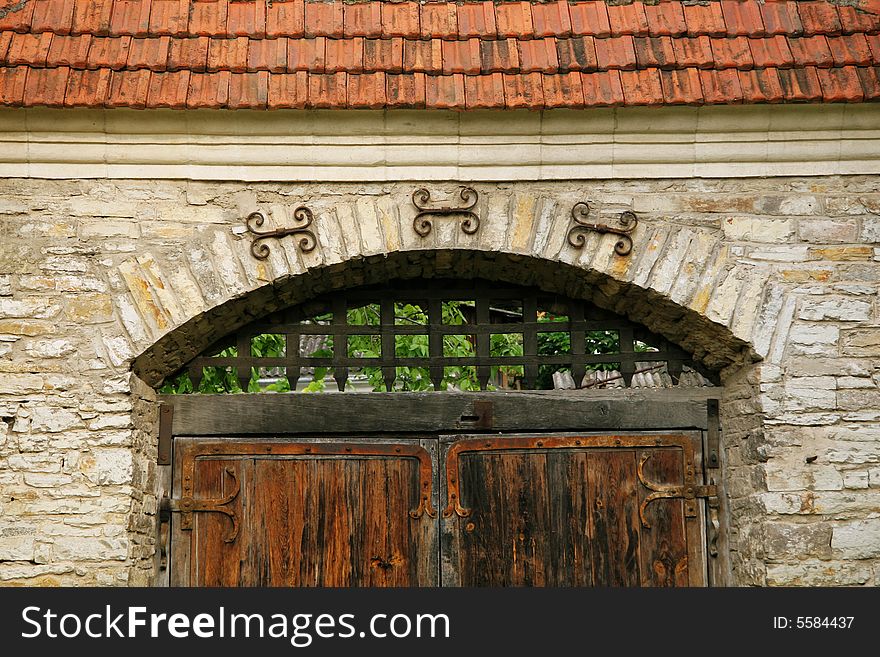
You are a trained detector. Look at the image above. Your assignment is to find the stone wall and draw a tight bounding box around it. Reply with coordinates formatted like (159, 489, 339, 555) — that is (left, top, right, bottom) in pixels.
(0, 175, 878, 586)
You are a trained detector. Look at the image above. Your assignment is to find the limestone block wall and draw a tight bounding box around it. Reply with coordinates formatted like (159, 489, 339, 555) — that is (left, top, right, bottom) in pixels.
(0, 176, 878, 586)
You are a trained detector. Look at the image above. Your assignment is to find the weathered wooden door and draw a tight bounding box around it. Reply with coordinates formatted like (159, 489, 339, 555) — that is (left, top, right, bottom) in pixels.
(168, 431, 710, 587)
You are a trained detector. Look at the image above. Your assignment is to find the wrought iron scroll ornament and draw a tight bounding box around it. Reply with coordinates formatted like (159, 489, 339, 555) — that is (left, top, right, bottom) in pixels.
(245, 207, 317, 260)
(412, 187, 480, 237)
(568, 202, 638, 256)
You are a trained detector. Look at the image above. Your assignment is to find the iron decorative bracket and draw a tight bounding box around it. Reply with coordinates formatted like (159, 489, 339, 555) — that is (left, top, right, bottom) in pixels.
(245, 208, 317, 260)
(637, 453, 717, 529)
(412, 187, 480, 237)
(162, 466, 241, 543)
(568, 202, 638, 256)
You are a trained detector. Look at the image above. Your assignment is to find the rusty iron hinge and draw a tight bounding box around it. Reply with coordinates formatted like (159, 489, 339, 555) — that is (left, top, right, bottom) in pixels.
(160, 467, 241, 543)
(637, 453, 718, 528)
(412, 187, 480, 237)
(157, 404, 173, 466)
(707, 398, 721, 469)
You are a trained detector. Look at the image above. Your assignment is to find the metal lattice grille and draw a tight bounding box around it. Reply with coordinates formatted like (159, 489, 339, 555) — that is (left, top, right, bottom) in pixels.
(175, 280, 718, 393)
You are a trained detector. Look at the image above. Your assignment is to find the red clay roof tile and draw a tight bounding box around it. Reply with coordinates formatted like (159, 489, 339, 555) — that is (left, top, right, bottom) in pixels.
(619, 68, 663, 105)
(531, 2, 572, 38)
(0, 31, 11, 60)
(148, 0, 189, 37)
(304, 1, 343, 38)
(720, 0, 765, 37)
(348, 70, 386, 107)
(207, 36, 248, 72)
(594, 35, 636, 70)
(542, 71, 585, 107)
(426, 72, 465, 108)
(749, 35, 795, 69)
(325, 35, 363, 72)
(187, 70, 230, 107)
(634, 36, 676, 69)
(660, 67, 702, 104)
(580, 69, 623, 106)
(826, 34, 874, 66)
(710, 37, 753, 70)
(857, 65, 880, 99)
(167, 35, 208, 71)
(127, 35, 169, 70)
(456, 1, 495, 39)
(87, 35, 132, 69)
(0, 65, 27, 104)
(556, 36, 596, 71)
(837, 5, 880, 33)
(738, 67, 784, 103)
(266, 0, 304, 38)
(788, 36, 834, 67)
(189, 0, 227, 37)
(382, 2, 419, 38)
(503, 71, 543, 108)
(607, 1, 649, 36)
(64, 67, 111, 105)
(683, 2, 726, 37)
(496, 2, 533, 39)
(817, 65, 865, 101)
(106, 67, 149, 107)
(442, 37, 480, 74)
(364, 37, 402, 72)
(146, 68, 189, 107)
(32, 0, 77, 35)
(287, 36, 325, 72)
(419, 2, 456, 39)
(344, 1, 381, 38)
(699, 68, 743, 103)
(248, 36, 287, 72)
(672, 35, 714, 69)
(644, 1, 687, 37)
(228, 70, 268, 107)
(46, 33, 91, 67)
(518, 37, 558, 72)
(568, 1, 610, 38)
(760, 1, 803, 37)
(480, 37, 519, 72)
(268, 70, 308, 108)
(798, 1, 843, 35)
(868, 33, 880, 59)
(307, 71, 346, 107)
(227, 0, 266, 38)
(403, 38, 441, 73)
(0, 0, 35, 33)
(109, 0, 152, 37)
(71, 0, 112, 36)
(464, 71, 505, 108)
(6, 32, 52, 66)
(776, 66, 823, 101)
(386, 71, 425, 107)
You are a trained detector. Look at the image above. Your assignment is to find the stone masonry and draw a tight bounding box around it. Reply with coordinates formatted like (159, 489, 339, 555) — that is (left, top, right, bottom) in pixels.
(0, 175, 879, 586)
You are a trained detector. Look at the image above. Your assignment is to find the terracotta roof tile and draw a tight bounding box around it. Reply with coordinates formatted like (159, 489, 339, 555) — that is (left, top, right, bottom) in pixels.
(148, 0, 189, 37)
(189, 0, 227, 37)
(187, 70, 230, 108)
(403, 38, 442, 73)
(248, 36, 287, 72)
(227, 0, 267, 38)
(542, 71, 585, 107)
(660, 67, 702, 104)
(837, 5, 880, 34)
(672, 36, 714, 69)
(307, 71, 346, 107)
(464, 71, 504, 108)
(347, 70, 385, 107)
(287, 36, 325, 72)
(869, 33, 880, 60)
(480, 37, 519, 72)
(64, 67, 111, 105)
(738, 67, 785, 103)
(364, 37, 403, 72)
(503, 71, 543, 108)
(826, 34, 874, 66)
(496, 2, 533, 39)
(0, 30, 11, 61)
(32, 0, 77, 35)
(386, 71, 425, 107)
(683, 2, 726, 37)
(207, 36, 248, 72)
(45, 33, 91, 67)
(325, 36, 363, 72)
(749, 35, 795, 69)
(426, 72, 465, 109)
(419, 2, 456, 39)
(644, 1, 687, 38)
(580, 69, 623, 106)
(607, 1, 648, 37)
(710, 37, 752, 70)
(594, 35, 636, 70)
(229, 70, 268, 107)
(106, 67, 149, 107)
(720, 0, 765, 37)
(87, 35, 132, 69)
(857, 65, 880, 100)
(531, 1, 572, 38)
(304, 1, 343, 38)
(168, 36, 208, 71)
(0, 65, 27, 104)
(442, 37, 480, 74)
(634, 36, 676, 69)
(457, 2, 495, 39)
(0, 0, 35, 33)
(518, 37, 558, 72)
(109, 0, 152, 38)
(266, 0, 304, 38)
(382, 2, 419, 39)
(344, 1, 381, 38)
(6, 32, 53, 66)
(817, 65, 865, 101)
(798, 2, 843, 36)
(127, 35, 169, 70)
(788, 36, 834, 68)
(268, 70, 308, 108)
(556, 36, 596, 71)
(760, 1, 804, 37)
(777, 66, 823, 101)
(699, 67, 743, 103)
(146, 68, 189, 107)
(619, 68, 663, 105)
(568, 1, 610, 38)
